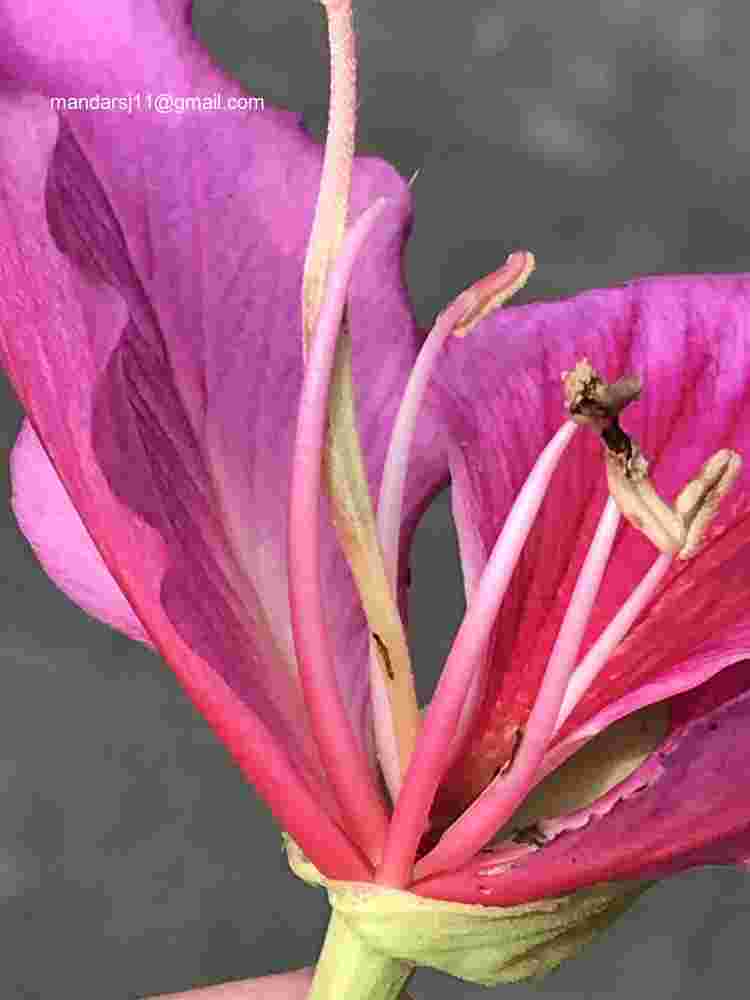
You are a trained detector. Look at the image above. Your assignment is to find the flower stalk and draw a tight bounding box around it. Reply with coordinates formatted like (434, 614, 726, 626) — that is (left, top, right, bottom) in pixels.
(308, 909, 415, 1000)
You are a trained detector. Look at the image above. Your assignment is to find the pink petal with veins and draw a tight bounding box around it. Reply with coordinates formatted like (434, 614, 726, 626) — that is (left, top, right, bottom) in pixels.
(430, 276, 750, 808)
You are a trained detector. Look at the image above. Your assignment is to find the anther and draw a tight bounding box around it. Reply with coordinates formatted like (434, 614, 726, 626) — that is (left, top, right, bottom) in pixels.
(673, 449, 742, 558)
(563, 359, 641, 438)
(564, 359, 742, 559)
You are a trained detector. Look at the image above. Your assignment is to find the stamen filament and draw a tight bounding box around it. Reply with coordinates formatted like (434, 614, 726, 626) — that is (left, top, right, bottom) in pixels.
(377, 252, 534, 592)
(375, 302, 462, 592)
(377, 420, 578, 888)
(413, 494, 621, 882)
(372, 252, 534, 800)
(289, 200, 390, 864)
(554, 551, 673, 732)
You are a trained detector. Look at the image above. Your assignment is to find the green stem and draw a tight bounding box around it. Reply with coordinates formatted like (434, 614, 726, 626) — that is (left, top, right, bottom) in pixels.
(309, 907, 414, 1000)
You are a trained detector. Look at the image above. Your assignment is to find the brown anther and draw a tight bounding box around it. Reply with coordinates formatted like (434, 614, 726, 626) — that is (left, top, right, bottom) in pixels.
(562, 359, 642, 475)
(563, 359, 742, 560)
(562, 359, 641, 432)
(674, 449, 742, 558)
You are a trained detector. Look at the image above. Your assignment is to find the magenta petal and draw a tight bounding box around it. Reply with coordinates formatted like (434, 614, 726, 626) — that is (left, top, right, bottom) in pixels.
(0, 1, 195, 96)
(429, 275, 750, 799)
(1, 0, 435, 750)
(415, 677, 750, 905)
(0, 4, 450, 875)
(11, 420, 150, 644)
(0, 87, 382, 880)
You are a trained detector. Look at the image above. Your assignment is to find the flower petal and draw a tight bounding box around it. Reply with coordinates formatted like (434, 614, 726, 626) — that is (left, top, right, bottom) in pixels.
(429, 275, 750, 805)
(415, 671, 750, 904)
(1, 0, 442, 755)
(11, 420, 150, 644)
(0, 84, 381, 879)
(1, 1, 453, 872)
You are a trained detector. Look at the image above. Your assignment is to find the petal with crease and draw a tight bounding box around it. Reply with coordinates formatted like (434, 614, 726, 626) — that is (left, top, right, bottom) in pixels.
(0, 0, 443, 754)
(0, 81, 370, 880)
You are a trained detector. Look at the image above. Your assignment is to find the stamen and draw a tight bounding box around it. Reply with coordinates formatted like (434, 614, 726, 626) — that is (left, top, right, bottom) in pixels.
(377, 420, 578, 889)
(411, 494, 621, 883)
(289, 200, 390, 864)
(564, 359, 742, 558)
(388, 357, 740, 886)
(371, 252, 534, 802)
(554, 551, 673, 732)
(563, 358, 642, 437)
(553, 359, 741, 725)
(673, 449, 742, 558)
(377, 252, 535, 592)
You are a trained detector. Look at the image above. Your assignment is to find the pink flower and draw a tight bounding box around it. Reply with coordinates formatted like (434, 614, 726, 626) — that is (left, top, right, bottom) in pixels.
(2, 0, 750, 994)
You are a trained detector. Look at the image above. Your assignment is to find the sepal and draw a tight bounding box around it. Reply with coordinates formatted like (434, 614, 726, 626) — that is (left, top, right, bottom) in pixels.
(286, 837, 651, 986)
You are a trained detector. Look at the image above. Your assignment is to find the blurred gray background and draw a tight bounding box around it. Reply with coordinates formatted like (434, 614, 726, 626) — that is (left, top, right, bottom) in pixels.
(1, 0, 749, 996)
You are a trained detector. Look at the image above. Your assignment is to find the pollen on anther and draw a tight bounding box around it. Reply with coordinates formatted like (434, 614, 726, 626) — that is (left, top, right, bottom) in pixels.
(562, 358, 641, 433)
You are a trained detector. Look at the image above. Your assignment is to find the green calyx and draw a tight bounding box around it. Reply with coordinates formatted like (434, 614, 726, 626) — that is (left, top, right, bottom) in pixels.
(285, 837, 651, 992)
